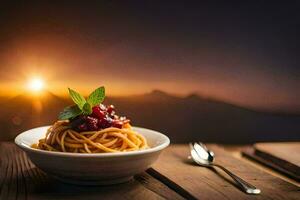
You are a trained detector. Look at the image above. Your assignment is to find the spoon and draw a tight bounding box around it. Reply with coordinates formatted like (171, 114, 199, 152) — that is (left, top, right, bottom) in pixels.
(189, 142, 261, 194)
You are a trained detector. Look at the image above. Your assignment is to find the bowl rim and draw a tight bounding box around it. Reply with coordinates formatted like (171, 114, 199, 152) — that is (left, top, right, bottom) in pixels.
(15, 126, 170, 158)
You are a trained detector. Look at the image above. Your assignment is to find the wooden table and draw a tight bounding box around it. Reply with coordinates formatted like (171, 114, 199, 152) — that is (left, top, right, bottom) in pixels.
(0, 142, 299, 200)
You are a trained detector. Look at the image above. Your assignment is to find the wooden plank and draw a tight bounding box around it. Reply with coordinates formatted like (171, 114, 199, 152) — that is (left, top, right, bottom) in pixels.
(0, 142, 183, 200)
(253, 142, 300, 180)
(242, 147, 300, 181)
(255, 143, 300, 166)
(135, 173, 184, 200)
(149, 144, 300, 200)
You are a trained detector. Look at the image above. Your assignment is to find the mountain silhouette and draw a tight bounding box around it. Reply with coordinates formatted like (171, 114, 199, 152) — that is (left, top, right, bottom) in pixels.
(104, 90, 300, 143)
(0, 91, 68, 140)
(0, 90, 299, 143)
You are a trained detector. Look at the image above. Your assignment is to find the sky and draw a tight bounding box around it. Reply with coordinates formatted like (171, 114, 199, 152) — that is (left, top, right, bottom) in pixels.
(0, 1, 299, 112)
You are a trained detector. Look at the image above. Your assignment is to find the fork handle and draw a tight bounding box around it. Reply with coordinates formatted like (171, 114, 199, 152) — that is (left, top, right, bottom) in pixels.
(212, 164, 261, 194)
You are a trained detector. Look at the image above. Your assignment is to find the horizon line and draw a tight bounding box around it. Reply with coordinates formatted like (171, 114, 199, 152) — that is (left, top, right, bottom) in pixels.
(1, 89, 300, 116)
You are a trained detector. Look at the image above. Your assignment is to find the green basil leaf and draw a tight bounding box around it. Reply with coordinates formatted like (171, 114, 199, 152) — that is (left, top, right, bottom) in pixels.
(82, 102, 92, 115)
(87, 86, 105, 107)
(58, 105, 82, 120)
(68, 88, 86, 109)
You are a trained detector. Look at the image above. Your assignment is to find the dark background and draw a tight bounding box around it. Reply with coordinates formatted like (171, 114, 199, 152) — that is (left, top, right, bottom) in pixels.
(0, 1, 299, 143)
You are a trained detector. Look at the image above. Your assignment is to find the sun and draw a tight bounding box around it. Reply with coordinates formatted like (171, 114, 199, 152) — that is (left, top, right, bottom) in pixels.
(27, 77, 45, 92)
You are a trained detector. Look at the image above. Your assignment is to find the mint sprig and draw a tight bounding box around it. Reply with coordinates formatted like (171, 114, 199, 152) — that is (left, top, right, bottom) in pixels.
(68, 88, 86, 109)
(58, 86, 105, 120)
(87, 86, 105, 107)
(82, 102, 92, 114)
(58, 105, 82, 120)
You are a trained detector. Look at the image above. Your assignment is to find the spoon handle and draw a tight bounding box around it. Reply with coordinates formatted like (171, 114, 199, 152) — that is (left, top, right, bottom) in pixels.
(213, 164, 261, 195)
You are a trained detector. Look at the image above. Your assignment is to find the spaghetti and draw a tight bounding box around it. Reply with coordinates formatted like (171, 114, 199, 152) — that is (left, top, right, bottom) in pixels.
(33, 120, 149, 153)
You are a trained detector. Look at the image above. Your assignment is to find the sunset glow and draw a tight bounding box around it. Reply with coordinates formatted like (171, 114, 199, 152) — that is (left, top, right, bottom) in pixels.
(27, 77, 45, 93)
(0, 1, 299, 114)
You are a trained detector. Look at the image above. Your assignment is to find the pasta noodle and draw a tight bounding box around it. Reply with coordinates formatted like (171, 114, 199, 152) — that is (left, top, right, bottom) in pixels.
(32, 120, 149, 153)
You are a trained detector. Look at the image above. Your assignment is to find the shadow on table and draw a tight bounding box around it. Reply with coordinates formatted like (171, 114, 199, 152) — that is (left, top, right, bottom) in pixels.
(16, 168, 153, 200)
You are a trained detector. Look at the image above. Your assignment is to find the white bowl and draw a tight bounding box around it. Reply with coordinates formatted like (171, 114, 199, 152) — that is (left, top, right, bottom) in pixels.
(15, 126, 170, 185)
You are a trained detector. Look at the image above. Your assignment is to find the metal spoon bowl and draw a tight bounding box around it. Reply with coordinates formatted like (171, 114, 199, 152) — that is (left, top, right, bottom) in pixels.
(189, 142, 261, 195)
